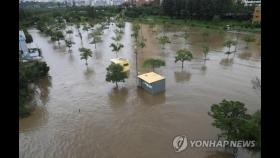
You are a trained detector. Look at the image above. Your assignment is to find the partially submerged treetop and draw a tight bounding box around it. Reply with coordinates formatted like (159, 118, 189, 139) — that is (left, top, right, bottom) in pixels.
(175, 49, 193, 69)
(143, 58, 165, 72)
(106, 63, 128, 88)
(208, 99, 261, 151)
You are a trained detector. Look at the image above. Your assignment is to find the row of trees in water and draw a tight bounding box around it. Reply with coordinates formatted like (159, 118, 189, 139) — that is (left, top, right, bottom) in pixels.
(21, 8, 257, 89)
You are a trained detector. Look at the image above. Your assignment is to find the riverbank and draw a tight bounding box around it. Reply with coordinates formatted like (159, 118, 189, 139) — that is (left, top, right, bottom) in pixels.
(126, 16, 261, 33)
(19, 61, 50, 118)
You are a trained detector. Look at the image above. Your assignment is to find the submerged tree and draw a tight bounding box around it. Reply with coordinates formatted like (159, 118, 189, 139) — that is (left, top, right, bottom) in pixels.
(66, 29, 73, 39)
(158, 35, 171, 49)
(51, 31, 64, 48)
(131, 23, 146, 75)
(112, 33, 122, 42)
(23, 29, 33, 43)
(182, 27, 190, 46)
(224, 40, 236, 57)
(110, 43, 124, 57)
(76, 24, 83, 45)
(89, 30, 102, 49)
(175, 49, 193, 69)
(65, 39, 75, 52)
(143, 58, 165, 72)
(82, 24, 91, 34)
(106, 63, 128, 88)
(202, 45, 209, 62)
(131, 23, 140, 42)
(79, 47, 93, 66)
(208, 100, 261, 157)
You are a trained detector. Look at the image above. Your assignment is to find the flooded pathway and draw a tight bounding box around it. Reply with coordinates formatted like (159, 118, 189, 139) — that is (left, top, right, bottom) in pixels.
(19, 23, 261, 158)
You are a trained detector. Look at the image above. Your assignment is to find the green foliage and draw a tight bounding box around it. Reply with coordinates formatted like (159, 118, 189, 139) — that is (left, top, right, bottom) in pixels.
(82, 24, 90, 32)
(208, 100, 261, 151)
(112, 34, 122, 42)
(51, 31, 64, 46)
(202, 45, 209, 60)
(106, 63, 128, 88)
(112, 26, 124, 42)
(124, 6, 162, 18)
(238, 110, 261, 151)
(161, 0, 252, 20)
(65, 39, 75, 51)
(23, 61, 50, 82)
(89, 29, 103, 48)
(175, 49, 193, 69)
(110, 43, 124, 57)
(23, 29, 33, 43)
(136, 40, 146, 49)
(19, 61, 49, 118)
(208, 100, 250, 140)
(224, 40, 236, 53)
(131, 23, 140, 42)
(143, 58, 165, 71)
(158, 35, 171, 49)
(79, 47, 93, 66)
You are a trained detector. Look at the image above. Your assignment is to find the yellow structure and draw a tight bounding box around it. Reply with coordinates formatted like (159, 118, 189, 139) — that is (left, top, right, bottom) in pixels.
(110, 58, 130, 72)
(252, 6, 261, 23)
(138, 72, 165, 84)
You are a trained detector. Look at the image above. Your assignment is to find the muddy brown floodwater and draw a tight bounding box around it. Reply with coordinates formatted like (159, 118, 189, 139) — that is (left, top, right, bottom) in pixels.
(19, 23, 261, 158)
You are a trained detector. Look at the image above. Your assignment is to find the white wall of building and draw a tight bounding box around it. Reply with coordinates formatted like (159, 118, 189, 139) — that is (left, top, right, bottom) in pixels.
(242, 0, 261, 6)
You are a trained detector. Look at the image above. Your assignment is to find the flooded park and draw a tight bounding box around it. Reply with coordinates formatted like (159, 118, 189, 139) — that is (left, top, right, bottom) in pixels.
(19, 22, 261, 158)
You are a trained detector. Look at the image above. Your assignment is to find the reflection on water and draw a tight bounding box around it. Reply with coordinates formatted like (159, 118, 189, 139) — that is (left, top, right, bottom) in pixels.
(136, 88, 166, 105)
(220, 58, 234, 67)
(238, 51, 252, 60)
(201, 65, 207, 74)
(36, 77, 52, 105)
(19, 106, 49, 132)
(19, 77, 51, 131)
(83, 67, 94, 80)
(251, 76, 261, 97)
(68, 53, 74, 63)
(174, 70, 192, 83)
(108, 87, 128, 106)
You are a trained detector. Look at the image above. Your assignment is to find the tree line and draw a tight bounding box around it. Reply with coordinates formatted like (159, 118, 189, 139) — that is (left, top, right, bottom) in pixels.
(161, 0, 255, 20)
(124, 0, 256, 21)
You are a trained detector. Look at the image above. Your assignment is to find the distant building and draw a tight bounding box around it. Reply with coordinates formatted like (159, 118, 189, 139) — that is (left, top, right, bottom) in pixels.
(19, 31, 42, 61)
(91, 0, 107, 6)
(90, 0, 123, 6)
(111, 0, 124, 5)
(134, 0, 158, 6)
(124, 0, 157, 6)
(19, 31, 28, 56)
(75, 0, 87, 6)
(241, 0, 261, 6)
(252, 6, 261, 23)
